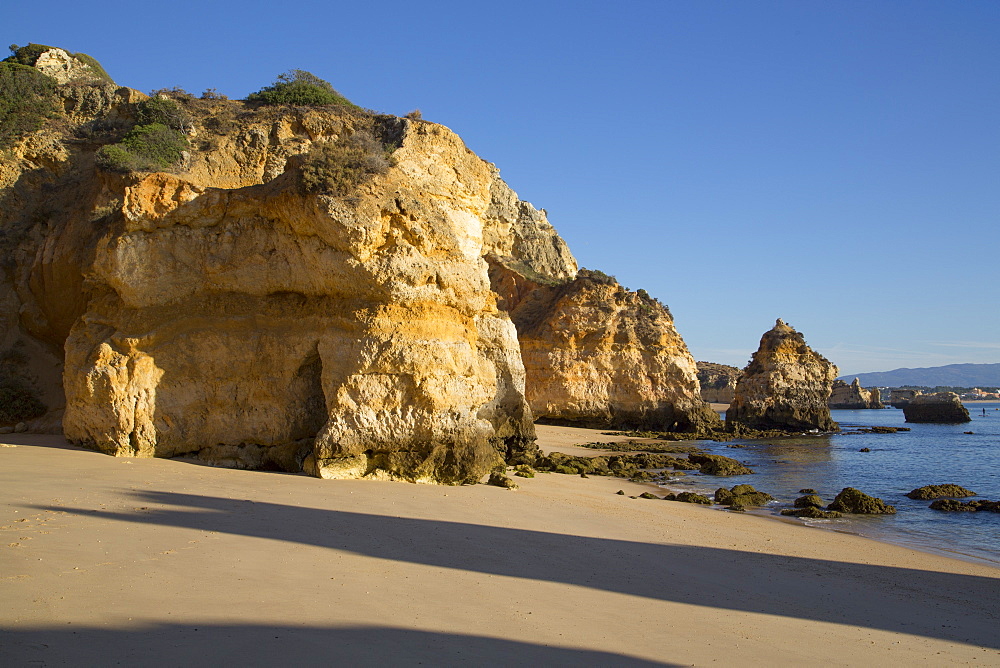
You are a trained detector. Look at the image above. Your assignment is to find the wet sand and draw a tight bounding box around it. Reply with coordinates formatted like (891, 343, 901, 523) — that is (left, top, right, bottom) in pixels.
(2, 432, 998, 666)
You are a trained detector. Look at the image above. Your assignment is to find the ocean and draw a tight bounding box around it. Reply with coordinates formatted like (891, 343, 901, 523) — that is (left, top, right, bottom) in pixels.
(661, 402, 1000, 567)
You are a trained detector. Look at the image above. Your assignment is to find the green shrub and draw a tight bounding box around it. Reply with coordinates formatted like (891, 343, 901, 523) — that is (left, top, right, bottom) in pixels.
(300, 130, 396, 195)
(0, 62, 59, 148)
(578, 268, 618, 285)
(96, 122, 189, 172)
(5, 43, 113, 82)
(136, 95, 192, 131)
(247, 69, 358, 108)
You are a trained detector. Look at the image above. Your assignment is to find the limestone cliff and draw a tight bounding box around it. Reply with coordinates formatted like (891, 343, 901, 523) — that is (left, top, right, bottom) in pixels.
(1, 55, 549, 483)
(696, 362, 741, 404)
(495, 269, 720, 431)
(726, 319, 839, 432)
(829, 378, 884, 409)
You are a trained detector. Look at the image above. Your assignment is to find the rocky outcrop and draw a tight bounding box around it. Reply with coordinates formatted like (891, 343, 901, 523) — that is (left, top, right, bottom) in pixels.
(31, 48, 111, 85)
(494, 269, 721, 432)
(1, 68, 549, 483)
(827, 488, 896, 514)
(889, 389, 919, 408)
(906, 484, 976, 500)
(726, 319, 839, 432)
(929, 499, 1000, 513)
(829, 378, 884, 409)
(697, 362, 740, 404)
(714, 484, 772, 507)
(688, 453, 753, 476)
(902, 392, 971, 424)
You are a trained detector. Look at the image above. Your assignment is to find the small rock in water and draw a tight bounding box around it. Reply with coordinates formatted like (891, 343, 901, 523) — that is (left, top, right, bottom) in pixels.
(906, 484, 976, 500)
(859, 447, 871, 452)
(799, 488, 817, 494)
(827, 487, 895, 514)
(794, 495, 825, 509)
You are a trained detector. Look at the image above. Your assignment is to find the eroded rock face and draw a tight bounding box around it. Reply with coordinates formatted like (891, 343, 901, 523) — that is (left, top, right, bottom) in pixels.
(890, 389, 918, 408)
(902, 392, 971, 424)
(696, 362, 741, 404)
(496, 269, 721, 432)
(32, 48, 112, 85)
(2, 81, 540, 483)
(726, 319, 839, 432)
(829, 378, 884, 409)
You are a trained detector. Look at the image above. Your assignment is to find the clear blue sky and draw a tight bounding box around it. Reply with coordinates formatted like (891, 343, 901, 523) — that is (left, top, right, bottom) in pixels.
(8, 0, 999, 374)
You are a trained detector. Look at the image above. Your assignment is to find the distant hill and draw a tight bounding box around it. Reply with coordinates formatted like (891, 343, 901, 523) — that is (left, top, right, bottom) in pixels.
(839, 363, 1000, 388)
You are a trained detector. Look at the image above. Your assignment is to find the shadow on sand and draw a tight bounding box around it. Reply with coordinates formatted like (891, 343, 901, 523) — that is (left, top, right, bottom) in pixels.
(0, 624, 674, 666)
(14, 489, 1000, 654)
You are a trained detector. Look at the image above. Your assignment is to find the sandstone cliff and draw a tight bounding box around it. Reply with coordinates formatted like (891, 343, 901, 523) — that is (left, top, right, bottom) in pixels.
(0, 53, 553, 483)
(493, 268, 721, 432)
(726, 319, 839, 432)
(696, 361, 741, 404)
(829, 378, 884, 409)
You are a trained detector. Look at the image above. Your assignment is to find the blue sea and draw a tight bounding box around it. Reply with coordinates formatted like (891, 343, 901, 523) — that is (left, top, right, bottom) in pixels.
(661, 402, 1000, 567)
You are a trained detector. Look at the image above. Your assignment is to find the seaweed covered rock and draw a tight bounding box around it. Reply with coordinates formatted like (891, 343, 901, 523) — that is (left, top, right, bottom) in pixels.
(487, 470, 518, 489)
(793, 494, 825, 508)
(929, 499, 1000, 512)
(715, 484, 773, 507)
(902, 393, 971, 424)
(535, 451, 696, 478)
(781, 507, 843, 519)
(726, 319, 839, 432)
(827, 488, 896, 515)
(906, 484, 977, 500)
(674, 491, 712, 505)
(688, 453, 753, 476)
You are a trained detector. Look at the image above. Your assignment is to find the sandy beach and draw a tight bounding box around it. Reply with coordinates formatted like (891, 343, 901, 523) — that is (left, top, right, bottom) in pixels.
(2, 429, 999, 666)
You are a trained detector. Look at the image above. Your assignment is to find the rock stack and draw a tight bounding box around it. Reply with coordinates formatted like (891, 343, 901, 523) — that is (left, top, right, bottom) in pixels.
(829, 378, 884, 409)
(902, 393, 971, 424)
(726, 319, 839, 432)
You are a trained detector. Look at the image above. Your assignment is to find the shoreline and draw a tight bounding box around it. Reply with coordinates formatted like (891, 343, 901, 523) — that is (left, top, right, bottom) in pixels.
(534, 424, 1000, 570)
(2, 432, 999, 664)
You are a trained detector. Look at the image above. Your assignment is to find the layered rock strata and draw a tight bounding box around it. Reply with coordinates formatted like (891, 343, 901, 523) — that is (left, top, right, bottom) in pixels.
(889, 389, 919, 408)
(696, 362, 741, 404)
(1, 65, 548, 482)
(829, 378, 884, 409)
(493, 269, 721, 432)
(726, 319, 839, 432)
(902, 393, 971, 424)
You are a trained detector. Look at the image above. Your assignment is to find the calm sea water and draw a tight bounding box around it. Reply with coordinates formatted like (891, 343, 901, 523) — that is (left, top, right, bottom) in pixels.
(661, 402, 1000, 567)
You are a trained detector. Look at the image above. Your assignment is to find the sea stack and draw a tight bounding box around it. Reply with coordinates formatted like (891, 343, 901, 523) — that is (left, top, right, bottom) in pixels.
(829, 378, 884, 409)
(726, 319, 839, 432)
(902, 393, 971, 424)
